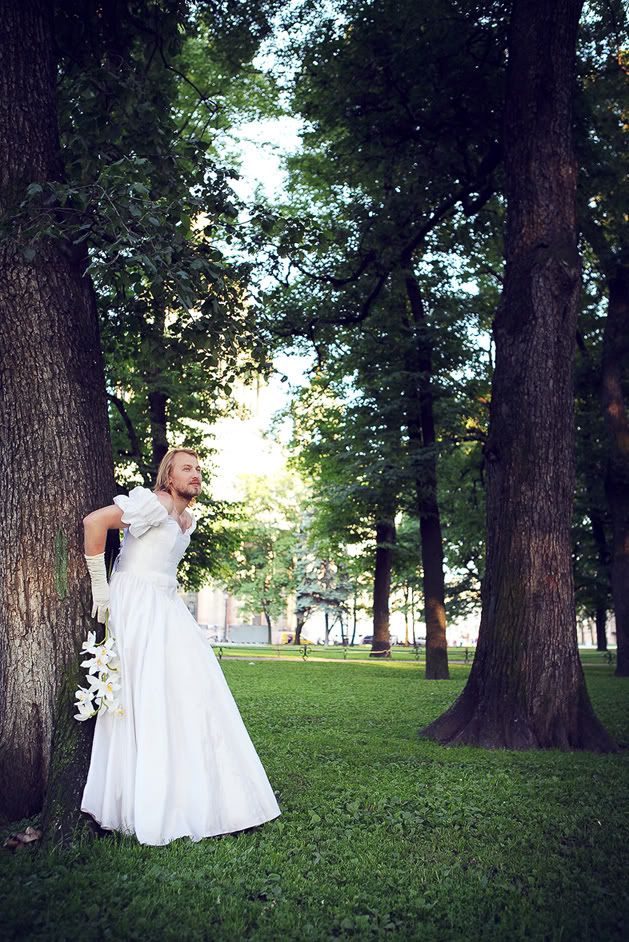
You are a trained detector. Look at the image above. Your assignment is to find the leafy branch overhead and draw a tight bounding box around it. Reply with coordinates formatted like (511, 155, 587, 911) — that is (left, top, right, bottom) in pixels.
(4, 3, 285, 530)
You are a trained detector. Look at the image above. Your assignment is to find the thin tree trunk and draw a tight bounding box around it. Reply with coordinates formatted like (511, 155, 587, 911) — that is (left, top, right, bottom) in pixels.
(0, 0, 115, 827)
(295, 614, 304, 645)
(422, 0, 614, 750)
(402, 268, 449, 678)
(404, 586, 410, 646)
(264, 609, 273, 645)
(370, 517, 395, 658)
(350, 591, 358, 646)
(595, 607, 608, 652)
(145, 305, 169, 475)
(339, 613, 346, 645)
(600, 265, 629, 676)
(148, 388, 169, 471)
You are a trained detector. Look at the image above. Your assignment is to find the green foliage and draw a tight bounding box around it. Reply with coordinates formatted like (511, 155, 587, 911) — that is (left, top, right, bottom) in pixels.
(248, 0, 508, 633)
(4, 0, 291, 589)
(256, 0, 508, 319)
(8, 0, 626, 614)
(176, 497, 244, 592)
(3, 1, 281, 502)
(573, 281, 613, 621)
(294, 526, 353, 640)
(438, 442, 486, 618)
(576, 4, 629, 267)
(219, 474, 305, 630)
(253, 0, 627, 642)
(287, 361, 407, 534)
(571, 4, 629, 624)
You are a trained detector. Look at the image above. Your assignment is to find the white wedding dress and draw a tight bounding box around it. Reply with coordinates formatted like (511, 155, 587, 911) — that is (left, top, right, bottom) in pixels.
(81, 486, 281, 846)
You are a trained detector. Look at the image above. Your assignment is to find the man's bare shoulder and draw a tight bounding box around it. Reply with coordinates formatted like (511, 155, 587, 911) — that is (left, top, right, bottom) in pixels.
(154, 491, 174, 513)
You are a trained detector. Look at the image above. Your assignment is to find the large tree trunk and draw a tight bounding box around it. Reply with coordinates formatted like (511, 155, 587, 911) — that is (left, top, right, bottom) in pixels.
(402, 267, 449, 679)
(0, 1, 116, 827)
(370, 517, 395, 658)
(600, 265, 629, 676)
(421, 0, 614, 750)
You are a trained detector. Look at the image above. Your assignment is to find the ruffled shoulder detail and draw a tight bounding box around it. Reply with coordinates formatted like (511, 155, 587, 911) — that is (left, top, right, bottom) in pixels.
(113, 486, 169, 539)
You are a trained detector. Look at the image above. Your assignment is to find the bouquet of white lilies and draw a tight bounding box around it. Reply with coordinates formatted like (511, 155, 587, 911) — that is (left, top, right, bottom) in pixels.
(74, 616, 124, 721)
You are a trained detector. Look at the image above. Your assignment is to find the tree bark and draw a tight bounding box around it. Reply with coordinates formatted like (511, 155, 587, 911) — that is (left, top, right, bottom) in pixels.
(402, 267, 449, 679)
(370, 517, 395, 657)
(421, 0, 614, 750)
(600, 265, 629, 676)
(0, 0, 116, 826)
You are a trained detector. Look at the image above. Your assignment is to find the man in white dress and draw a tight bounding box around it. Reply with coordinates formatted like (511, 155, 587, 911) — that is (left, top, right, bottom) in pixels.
(79, 447, 281, 845)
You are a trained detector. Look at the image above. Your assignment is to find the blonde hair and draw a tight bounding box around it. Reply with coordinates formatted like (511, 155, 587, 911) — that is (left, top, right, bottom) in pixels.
(153, 448, 200, 498)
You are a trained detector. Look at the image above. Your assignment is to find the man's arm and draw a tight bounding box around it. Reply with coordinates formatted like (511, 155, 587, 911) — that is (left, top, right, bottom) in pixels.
(83, 504, 127, 555)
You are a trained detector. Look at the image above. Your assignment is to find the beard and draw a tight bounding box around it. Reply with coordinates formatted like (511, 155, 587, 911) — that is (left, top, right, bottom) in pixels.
(171, 483, 200, 501)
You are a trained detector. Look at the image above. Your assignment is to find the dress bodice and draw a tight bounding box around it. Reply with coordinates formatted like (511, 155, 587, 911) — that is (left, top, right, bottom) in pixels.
(111, 486, 197, 581)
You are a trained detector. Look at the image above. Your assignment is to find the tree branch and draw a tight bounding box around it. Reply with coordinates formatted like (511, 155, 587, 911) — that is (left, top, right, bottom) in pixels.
(107, 393, 143, 465)
(296, 142, 502, 331)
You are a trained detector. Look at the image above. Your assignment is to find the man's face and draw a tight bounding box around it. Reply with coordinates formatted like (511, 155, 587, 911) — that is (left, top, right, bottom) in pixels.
(169, 453, 202, 499)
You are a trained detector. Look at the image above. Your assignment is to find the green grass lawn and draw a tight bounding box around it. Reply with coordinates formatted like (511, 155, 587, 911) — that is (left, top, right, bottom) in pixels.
(1, 660, 627, 941)
(216, 642, 616, 666)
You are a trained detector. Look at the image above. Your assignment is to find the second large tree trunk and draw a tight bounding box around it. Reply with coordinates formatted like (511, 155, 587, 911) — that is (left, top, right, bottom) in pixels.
(402, 268, 449, 679)
(600, 265, 629, 676)
(421, 0, 614, 750)
(0, 1, 116, 826)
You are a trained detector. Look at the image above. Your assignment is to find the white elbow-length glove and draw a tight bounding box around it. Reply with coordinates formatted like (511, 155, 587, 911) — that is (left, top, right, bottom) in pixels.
(84, 552, 110, 623)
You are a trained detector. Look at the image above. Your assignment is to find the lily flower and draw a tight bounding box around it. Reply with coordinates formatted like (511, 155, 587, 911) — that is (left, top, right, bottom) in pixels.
(74, 629, 124, 722)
